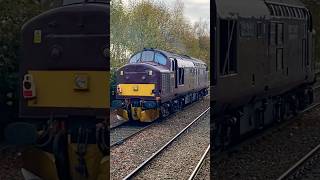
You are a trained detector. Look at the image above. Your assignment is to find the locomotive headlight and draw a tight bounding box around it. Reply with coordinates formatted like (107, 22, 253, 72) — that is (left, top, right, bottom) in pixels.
(120, 71, 124, 76)
(148, 70, 153, 76)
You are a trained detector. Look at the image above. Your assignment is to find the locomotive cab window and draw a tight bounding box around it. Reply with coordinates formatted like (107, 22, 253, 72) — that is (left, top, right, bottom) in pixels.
(178, 68, 184, 85)
(155, 53, 167, 65)
(129, 50, 167, 65)
(141, 50, 154, 62)
(129, 52, 141, 63)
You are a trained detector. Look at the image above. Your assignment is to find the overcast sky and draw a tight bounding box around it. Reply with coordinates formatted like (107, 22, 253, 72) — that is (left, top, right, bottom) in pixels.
(122, 0, 210, 25)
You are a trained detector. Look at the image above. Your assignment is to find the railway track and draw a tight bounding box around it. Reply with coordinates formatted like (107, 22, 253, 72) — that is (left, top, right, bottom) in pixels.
(122, 107, 210, 180)
(214, 102, 320, 161)
(277, 143, 320, 180)
(110, 119, 127, 130)
(188, 144, 210, 180)
(110, 96, 209, 147)
(110, 122, 153, 147)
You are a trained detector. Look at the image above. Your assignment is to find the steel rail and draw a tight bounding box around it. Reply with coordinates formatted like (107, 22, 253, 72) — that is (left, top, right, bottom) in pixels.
(188, 144, 210, 180)
(110, 123, 153, 147)
(110, 120, 128, 130)
(214, 102, 320, 161)
(122, 107, 210, 180)
(277, 143, 320, 180)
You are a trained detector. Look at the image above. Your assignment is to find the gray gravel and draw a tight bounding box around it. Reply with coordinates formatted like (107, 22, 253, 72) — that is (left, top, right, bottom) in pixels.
(286, 148, 320, 180)
(213, 105, 320, 180)
(110, 123, 151, 146)
(132, 112, 210, 179)
(0, 146, 24, 180)
(110, 97, 210, 180)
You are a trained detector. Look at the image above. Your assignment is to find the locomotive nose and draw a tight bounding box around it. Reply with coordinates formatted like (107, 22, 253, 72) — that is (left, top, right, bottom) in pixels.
(117, 64, 158, 83)
(115, 64, 160, 99)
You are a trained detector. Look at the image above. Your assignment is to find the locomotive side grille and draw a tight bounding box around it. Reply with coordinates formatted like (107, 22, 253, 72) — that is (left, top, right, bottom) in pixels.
(162, 73, 170, 94)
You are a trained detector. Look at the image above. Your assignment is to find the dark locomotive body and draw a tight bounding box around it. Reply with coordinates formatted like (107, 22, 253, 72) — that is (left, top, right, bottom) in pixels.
(20, 1, 109, 119)
(212, 0, 316, 148)
(8, 1, 109, 179)
(113, 49, 209, 122)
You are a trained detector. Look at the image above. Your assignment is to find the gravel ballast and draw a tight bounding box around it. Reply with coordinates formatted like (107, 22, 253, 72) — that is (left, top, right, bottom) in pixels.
(132, 112, 210, 179)
(110, 97, 209, 179)
(0, 146, 23, 180)
(213, 105, 320, 180)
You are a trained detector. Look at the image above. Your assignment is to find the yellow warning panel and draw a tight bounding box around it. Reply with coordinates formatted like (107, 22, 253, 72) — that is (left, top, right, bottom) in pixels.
(27, 70, 109, 108)
(118, 84, 155, 97)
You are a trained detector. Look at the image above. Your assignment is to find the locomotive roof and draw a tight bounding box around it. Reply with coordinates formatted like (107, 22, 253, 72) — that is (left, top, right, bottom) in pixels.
(151, 49, 207, 66)
(63, 0, 108, 6)
(216, 0, 306, 19)
(266, 0, 305, 7)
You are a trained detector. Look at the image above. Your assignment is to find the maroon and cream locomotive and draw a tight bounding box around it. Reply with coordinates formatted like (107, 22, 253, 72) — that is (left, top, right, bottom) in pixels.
(112, 48, 209, 122)
(212, 0, 316, 148)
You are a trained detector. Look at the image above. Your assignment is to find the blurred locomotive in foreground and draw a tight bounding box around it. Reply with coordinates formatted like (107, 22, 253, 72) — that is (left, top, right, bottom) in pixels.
(5, 0, 109, 179)
(212, 0, 316, 148)
(112, 48, 209, 122)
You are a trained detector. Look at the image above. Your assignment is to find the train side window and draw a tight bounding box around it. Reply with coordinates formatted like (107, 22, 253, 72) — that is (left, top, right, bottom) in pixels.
(276, 48, 284, 71)
(276, 23, 284, 45)
(170, 58, 174, 71)
(240, 21, 255, 37)
(154, 53, 167, 65)
(178, 68, 184, 85)
(220, 19, 238, 75)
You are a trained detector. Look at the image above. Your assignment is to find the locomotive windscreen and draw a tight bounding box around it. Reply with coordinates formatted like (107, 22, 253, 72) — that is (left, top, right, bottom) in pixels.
(129, 50, 167, 65)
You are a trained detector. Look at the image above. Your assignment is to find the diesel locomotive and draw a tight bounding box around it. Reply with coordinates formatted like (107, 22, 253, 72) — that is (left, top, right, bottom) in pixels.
(5, 0, 109, 179)
(212, 0, 316, 148)
(112, 48, 209, 122)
